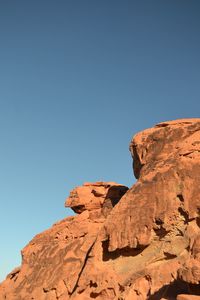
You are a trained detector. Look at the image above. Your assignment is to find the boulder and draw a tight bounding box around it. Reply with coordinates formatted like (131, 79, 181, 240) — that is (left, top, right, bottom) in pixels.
(65, 181, 128, 216)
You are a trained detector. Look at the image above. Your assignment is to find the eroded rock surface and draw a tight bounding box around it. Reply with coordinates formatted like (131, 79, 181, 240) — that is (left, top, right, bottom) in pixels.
(0, 118, 200, 300)
(65, 181, 128, 216)
(0, 182, 128, 300)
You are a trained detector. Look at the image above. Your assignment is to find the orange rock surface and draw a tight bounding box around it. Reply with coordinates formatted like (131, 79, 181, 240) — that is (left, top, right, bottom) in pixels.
(0, 118, 200, 300)
(177, 295, 200, 300)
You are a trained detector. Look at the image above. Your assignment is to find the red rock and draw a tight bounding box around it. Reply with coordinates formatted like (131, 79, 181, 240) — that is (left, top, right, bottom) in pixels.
(0, 182, 128, 300)
(65, 181, 128, 216)
(1, 118, 200, 300)
(177, 295, 200, 300)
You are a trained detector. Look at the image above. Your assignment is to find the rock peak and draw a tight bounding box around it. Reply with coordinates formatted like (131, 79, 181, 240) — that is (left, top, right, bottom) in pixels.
(130, 118, 200, 179)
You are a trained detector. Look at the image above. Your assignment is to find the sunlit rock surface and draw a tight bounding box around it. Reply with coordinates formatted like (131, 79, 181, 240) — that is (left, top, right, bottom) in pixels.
(0, 118, 200, 300)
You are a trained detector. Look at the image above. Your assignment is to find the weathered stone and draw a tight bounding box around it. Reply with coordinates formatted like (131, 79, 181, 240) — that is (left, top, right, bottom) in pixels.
(177, 295, 200, 300)
(1, 118, 200, 299)
(0, 182, 128, 300)
(65, 181, 128, 216)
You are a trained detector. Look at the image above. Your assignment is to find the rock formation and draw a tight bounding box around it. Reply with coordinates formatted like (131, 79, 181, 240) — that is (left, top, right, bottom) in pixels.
(0, 118, 200, 300)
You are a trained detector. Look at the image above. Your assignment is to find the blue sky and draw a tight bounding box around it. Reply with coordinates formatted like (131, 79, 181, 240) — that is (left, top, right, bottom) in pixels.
(0, 1, 200, 281)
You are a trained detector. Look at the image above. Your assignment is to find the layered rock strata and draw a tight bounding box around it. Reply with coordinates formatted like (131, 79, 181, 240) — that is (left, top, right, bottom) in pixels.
(0, 118, 200, 300)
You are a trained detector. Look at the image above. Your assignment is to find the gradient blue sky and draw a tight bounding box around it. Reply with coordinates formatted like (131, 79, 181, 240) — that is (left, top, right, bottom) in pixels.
(0, 1, 200, 281)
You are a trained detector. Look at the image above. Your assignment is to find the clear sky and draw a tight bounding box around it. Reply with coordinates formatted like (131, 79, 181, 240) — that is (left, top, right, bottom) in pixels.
(0, 0, 200, 281)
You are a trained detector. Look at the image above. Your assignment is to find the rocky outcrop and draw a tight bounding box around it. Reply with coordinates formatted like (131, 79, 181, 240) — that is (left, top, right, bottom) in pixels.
(65, 181, 128, 216)
(0, 118, 200, 300)
(0, 182, 128, 300)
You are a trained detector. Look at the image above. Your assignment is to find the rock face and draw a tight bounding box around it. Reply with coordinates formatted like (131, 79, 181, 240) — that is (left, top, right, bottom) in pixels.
(1, 118, 200, 300)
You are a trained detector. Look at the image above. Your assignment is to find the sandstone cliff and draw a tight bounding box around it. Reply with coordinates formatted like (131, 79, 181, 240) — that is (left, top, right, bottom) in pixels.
(0, 118, 200, 300)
